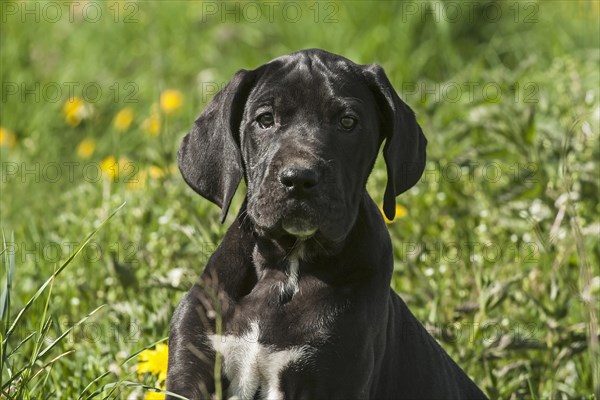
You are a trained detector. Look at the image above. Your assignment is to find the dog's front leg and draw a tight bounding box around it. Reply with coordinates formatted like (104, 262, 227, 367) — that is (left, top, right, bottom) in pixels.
(166, 284, 223, 400)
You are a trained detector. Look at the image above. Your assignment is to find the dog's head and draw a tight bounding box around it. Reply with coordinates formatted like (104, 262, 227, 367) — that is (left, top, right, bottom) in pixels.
(179, 49, 426, 247)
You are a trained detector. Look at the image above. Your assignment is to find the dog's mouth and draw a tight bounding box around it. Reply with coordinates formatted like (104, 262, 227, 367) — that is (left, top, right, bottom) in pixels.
(248, 198, 350, 257)
(248, 198, 321, 240)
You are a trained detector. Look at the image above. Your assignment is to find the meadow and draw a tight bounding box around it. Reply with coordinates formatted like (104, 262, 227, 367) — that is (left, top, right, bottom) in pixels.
(1, 1, 599, 399)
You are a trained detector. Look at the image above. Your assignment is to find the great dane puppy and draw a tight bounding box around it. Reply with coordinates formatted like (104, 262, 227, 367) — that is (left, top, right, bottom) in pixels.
(167, 49, 487, 399)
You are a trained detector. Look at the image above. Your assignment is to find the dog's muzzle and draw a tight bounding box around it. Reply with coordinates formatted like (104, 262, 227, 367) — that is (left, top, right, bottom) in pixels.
(278, 164, 321, 238)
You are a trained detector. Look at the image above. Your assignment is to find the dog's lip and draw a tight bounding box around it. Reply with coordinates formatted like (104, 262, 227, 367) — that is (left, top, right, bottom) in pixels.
(281, 218, 318, 239)
(283, 226, 318, 239)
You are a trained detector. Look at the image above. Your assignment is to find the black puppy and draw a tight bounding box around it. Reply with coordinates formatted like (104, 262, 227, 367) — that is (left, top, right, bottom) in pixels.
(167, 49, 487, 400)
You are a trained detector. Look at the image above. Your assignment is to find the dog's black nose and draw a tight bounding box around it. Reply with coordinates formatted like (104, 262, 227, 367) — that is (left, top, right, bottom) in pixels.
(279, 166, 319, 192)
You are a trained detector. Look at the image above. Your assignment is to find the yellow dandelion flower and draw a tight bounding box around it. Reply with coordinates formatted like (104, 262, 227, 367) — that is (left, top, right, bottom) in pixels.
(65, 113, 80, 127)
(77, 138, 96, 159)
(63, 97, 91, 127)
(160, 90, 183, 114)
(148, 165, 166, 179)
(138, 343, 169, 383)
(381, 204, 408, 224)
(63, 96, 84, 115)
(100, 156, 118, 180)
(0, 127, 17, 148)
(113, 107, 134, 132)
(100, 156, 131, 182)
(143, 104, 161, 136)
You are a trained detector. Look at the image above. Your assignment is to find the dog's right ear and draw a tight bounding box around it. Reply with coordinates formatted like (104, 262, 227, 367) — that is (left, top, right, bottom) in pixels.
(178, 69, 257, 223)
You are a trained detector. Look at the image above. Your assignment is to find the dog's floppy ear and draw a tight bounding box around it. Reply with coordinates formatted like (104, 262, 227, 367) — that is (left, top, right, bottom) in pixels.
(362, 64, 427, 221)
(178, 69, 257, 223)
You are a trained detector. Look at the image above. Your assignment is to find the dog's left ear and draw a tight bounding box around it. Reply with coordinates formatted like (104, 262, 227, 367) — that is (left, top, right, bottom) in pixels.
(362, 64, 427, 221)
(178, 69, 258, 223)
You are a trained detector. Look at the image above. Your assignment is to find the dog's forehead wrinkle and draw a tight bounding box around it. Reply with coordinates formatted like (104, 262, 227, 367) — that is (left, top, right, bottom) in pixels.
(261, 57, 349, 92)
(250, 96, 275, 110)
(337, 96, 366, 108)
(249, 68, 366, 120)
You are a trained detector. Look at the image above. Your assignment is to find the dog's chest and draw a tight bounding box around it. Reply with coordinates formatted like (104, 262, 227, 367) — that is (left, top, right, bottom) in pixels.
(207, 255, 331, 399)
(209, 321, 310, 400)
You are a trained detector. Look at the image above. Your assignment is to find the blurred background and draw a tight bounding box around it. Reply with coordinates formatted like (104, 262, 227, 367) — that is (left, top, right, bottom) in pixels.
(1, 1, 599, 398)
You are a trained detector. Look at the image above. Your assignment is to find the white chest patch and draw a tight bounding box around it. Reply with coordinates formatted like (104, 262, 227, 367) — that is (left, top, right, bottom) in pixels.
(209, 321, 310, 400)
(279, 256, 300, 298)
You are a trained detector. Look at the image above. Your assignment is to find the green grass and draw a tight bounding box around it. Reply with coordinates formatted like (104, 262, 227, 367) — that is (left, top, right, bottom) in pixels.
(1, 1, 599, 398)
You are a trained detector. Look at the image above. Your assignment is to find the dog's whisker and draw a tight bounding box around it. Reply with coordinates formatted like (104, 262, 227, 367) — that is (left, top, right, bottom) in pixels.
(312, 237, 329, 257)
(283, 238, 301, 262)
(238, 208, 251, 227)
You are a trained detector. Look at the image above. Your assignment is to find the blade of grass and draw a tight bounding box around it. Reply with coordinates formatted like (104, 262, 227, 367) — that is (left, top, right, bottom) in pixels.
(0, 232, 14, 323)
(15, 316, 53, 399)
(16, 296, 52, 399)
(3, 203, 125, 345)
(30, 349, 75, 383)
(33, 364, 55, 399)
(79, 371, 112, 400)
(31, 271, 55, 366)
(89, 381, 190, 400)
(17, 270, 56, 399)
(79, 336, 167, 400)
(6, 331, 36, 359)
(2, 363, 30, 392)
(569, 211, 599, 396)
(38, 304, 106, 360)
(103, 374, 124, 399)
(1, 232, 15, 379)
(120, 336, 168, 366)
(102, 340, 171, 399)
(0, 244, 8, 322)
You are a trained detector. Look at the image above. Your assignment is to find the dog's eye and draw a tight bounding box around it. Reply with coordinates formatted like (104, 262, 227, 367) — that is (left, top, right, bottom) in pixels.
(340, 116, 357, 130)
(257, 113, 274, 128)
